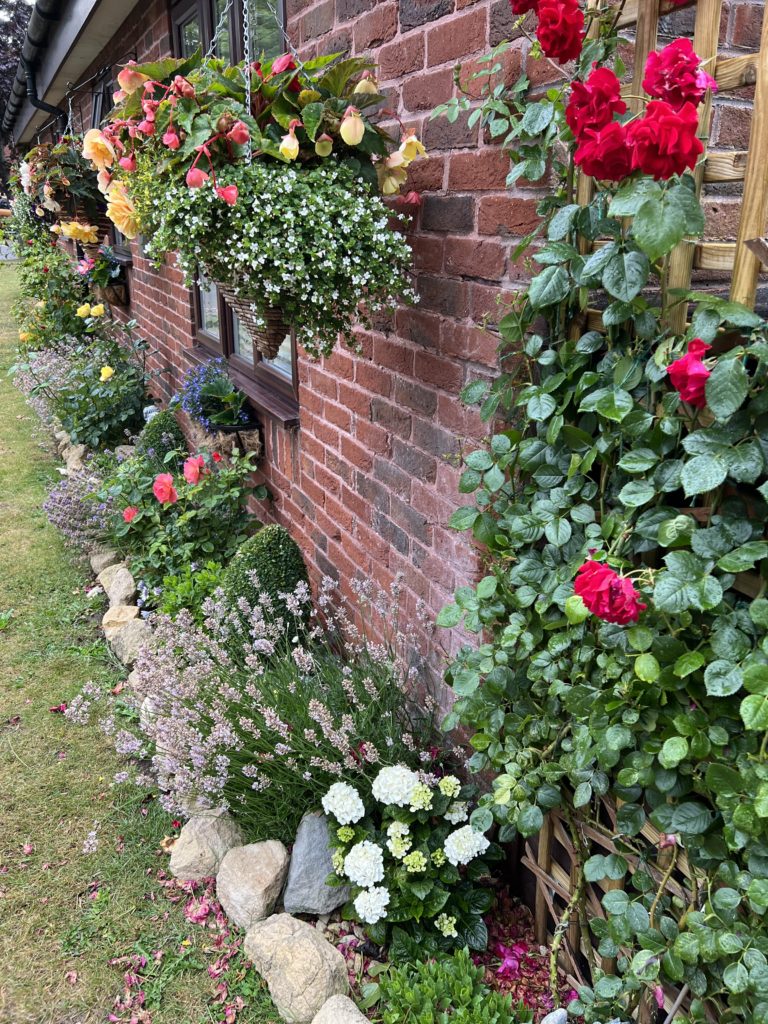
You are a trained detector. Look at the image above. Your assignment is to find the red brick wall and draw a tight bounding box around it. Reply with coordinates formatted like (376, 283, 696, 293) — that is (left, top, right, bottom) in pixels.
(69, 0, 764, 668)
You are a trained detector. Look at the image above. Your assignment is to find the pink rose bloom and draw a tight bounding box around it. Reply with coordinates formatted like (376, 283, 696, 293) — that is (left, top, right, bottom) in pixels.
(183, 455, 206, 485)
(152, 473, 178, 504)
(667, 338, 711, 407)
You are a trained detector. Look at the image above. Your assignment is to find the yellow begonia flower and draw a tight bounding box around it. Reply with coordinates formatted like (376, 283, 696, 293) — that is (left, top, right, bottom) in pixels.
(18, 331, 32, 342)
(60, 221, 99, 244)
(90, 304, 105, 317)
(76, 303, 91, 318)
(399, 134, 427, 165)
(82, 128, 116, 173)
(100, 365, 114, 382)
(377, 152, 408, 196)
(279, 130, 299, 161)
(50, 224, 62, 235)
(106, 182, 139, 240)
(340, 108, 365, 147)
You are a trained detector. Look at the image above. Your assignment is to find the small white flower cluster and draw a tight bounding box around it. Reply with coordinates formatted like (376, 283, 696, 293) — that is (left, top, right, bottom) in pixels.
(321, 781, 365, 824)
(343, 840, 385, 888)
(444, 801, 469, 824)
(409, 782, 434, 812)
(354, 885, 390, 924)
(443, 825, 491, 867)
(438, 775, 462, 798)
(436, 913, 458, 938)
(386, 820, 412, 859)
(371, 764, 420, 807)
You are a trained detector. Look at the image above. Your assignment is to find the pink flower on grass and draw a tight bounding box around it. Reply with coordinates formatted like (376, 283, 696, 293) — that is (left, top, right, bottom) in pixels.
(152, 473, 178, 505)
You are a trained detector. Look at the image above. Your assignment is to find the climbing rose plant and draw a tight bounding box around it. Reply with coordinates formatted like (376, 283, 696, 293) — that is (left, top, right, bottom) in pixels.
(434, 5, 768, 1024)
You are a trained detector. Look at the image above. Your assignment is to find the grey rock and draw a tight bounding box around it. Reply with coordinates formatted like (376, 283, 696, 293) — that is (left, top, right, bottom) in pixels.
(105, 566, 137, 607)
(244, 914, 348, 1023)
(97, 562, 127, 593)
(312, 995, 368, 1023)
(282, 812, 349, 915)
(541, 1011, 568, 1024)
(169, 809, 244, 881)
(65, 443, 86, 472)
(217, 841, 290, 929)
(90, 548, 121, 575)
(108, 618, 151, 665)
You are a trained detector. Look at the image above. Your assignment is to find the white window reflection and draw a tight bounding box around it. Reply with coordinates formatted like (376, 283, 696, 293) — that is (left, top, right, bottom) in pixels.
(199, 272, 220, 338)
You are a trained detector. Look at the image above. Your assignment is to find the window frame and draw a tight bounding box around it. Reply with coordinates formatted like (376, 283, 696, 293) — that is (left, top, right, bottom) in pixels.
(172, 0, 299, 424)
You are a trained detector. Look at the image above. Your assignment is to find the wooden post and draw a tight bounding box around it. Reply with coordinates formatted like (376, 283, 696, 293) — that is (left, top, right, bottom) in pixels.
(665, 0, 724, 334)
(731, 8, 768, 306)
(535, 814, 554, 945)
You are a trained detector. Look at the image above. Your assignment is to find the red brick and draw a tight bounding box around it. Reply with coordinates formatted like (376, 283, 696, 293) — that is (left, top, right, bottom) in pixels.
(353, 2, 397, 48)
(731, 3, 764, 47)
(427, 8, 487, 66)
(372, 335, 415, 374)
(478, 194, 540, 236)
(448, 148, 512, 190)
(378, 32, 425, 79)
(440, 321, 499, 367)
(712, 104, 753, 149)
(405, 154, 446, 192)
(402, 68, 454, 112)
(355, 419, 391, 455)
(414, 350, 464, 392)
(408, 234, 446, 273)
(355, 360, 392, 396)
(395, 306, 441, 348)
(444, 237, 507, 280)
(337, 381, 372, 417)
(460, 47, 523, 98)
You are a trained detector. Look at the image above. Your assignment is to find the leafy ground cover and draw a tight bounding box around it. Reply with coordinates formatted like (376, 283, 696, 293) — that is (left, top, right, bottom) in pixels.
(0, 262, 278, 1024)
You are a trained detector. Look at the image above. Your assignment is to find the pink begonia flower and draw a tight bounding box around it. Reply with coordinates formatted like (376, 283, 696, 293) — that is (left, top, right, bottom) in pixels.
(227, 121, 250, 145)
(186, 167, 209, 188)
(162, 130, 180, 150)
(118, 152, 136, 172)
(216, 184, 238, 205)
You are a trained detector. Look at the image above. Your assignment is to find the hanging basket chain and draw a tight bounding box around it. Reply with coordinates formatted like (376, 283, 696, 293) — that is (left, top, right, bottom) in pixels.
(205, 0, 235, 60)
(242, 0, 253, 164)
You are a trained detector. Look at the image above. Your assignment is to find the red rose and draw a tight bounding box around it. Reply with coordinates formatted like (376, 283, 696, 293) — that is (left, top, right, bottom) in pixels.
(509, 0, 538, 12)
(642, 39, 717, 110)
(183, 455, 206, 485)
(152, 473, 178, 505)
(667, 338, 711, 407)
(574, 560, 646, 625)
(574, 121, 634, 181)
(627, 100, 703, 180)
(212, 452, 222, 463)
(536, 0, 585, 64)
(123, 506, 139, 523)
(566, 66, 626, 140)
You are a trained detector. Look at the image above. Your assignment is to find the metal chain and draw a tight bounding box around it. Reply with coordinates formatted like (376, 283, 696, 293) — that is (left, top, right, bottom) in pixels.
(263, 0, 300, 61)
(205, 0, 235, 59)
(242, 0, 253, 164)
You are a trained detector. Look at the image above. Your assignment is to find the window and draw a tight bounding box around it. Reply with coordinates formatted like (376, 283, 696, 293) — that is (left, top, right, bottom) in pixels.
(174, 0, 298, 423)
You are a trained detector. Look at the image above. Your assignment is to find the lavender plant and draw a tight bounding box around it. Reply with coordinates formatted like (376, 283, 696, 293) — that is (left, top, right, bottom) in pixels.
(42, 468, 113, 552)
(75, 576, 438, 842)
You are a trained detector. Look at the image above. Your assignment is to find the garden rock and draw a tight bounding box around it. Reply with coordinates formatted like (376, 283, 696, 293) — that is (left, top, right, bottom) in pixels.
(97, 562, 127, 593)
(102, 605, 139, 635)
(216, 841, 289, 929)
(541, 1012, 568, 1024)
(64, 443, 86, 473)
(90, 547, 121, 575)
(169, 809, 244, 881)
(244, 914, 348, 1023)
(108, 618, 151, 666)
(282, 811, 349, 915)
(105, 566, 137, 607)
(312, 995, 367, 1023)
(139, 693, 161, 734)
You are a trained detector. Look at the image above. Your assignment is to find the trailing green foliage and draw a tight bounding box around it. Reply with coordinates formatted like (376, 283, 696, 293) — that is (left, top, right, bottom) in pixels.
(158, 560, 223, 622)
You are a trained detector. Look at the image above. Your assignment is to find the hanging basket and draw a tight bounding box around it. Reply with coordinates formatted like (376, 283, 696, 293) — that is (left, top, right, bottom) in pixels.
(93, 281, 129, 307)
(218, 286, 289, 360)
(73, 199, 112, 252)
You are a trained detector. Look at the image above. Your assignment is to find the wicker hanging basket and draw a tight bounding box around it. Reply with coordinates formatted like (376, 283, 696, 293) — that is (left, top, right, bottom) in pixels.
(93, 281, 129, 307)
(218, 285, 289, 360)
(73, 199, 112, 256)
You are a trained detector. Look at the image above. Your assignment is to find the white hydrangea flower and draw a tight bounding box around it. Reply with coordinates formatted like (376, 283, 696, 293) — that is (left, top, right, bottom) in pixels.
(321, 781, 365, 824)
(444, 801, 469, 825)
(438, 775, 462, 798)
(443, 825, 490, 867)
(343, 840, 385, 888)
(372, 765, 420, 807)
(409, 782, 434, 812)
(386, 821, 412, 859)
(354, 885, 390, 924)
(436, 913, 458, 938)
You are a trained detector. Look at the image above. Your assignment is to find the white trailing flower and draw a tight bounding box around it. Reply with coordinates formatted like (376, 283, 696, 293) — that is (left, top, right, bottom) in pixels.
(354, 885, 390, 924)
(372, 764, 420, 807)
(321, 781, 365, 824)
(443, 825, 490, 867)
(444, 801, 469, 824)
(343, 840, 385, 887)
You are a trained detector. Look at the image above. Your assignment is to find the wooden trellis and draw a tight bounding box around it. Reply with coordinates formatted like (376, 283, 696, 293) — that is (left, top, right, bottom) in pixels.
(577, 0, 768, 333)
(528, 1, 768, 1018)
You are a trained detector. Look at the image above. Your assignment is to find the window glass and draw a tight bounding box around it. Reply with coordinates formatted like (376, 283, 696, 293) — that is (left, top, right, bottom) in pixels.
(180, 15, 202, 56)
(199, 273, 221, 338)
(213, 0, 233, 60)
(248, 0, 284, 57)
(233, 314, 255, 366)
(262, 333, 293, 379)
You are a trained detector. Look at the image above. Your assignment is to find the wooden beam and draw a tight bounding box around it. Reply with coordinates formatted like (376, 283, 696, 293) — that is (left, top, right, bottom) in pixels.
(704, 149, 748, 182)
(666, 0, 724, 333)
(732, 11, 768, 306)
(696, 240, 736, 270)
(715, 53, 760, 91)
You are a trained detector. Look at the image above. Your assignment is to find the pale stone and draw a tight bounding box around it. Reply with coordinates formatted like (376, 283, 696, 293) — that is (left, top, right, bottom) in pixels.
(90, 548, 121, 575)
(105, 566, 136, 607)
(65, 443, 86, 472)
(108, 618, 151, 665)
(312, 995, 368, 1023)
(125, 668, 141, 691)
(102, 605, 139, 635)
(216, 841, 290, 930)
(541, 1011, 569, 1024)
(282, 812, 349, 915)
(169, 809, 244, 881)
(97, 563, 127, 593)
(244, 914, 348, 1023)
(139, 693, 162, 734)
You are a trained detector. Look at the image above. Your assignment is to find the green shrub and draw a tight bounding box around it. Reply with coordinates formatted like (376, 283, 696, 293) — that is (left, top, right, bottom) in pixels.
(367, 948, 530, 1024)
(158, 561, 223, 622)
(221, 525, 308, 621)
(136, 410, 187, 462)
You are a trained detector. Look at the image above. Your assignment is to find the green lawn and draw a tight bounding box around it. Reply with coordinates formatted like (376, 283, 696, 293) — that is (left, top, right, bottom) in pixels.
(0, 263, 278, 1024)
